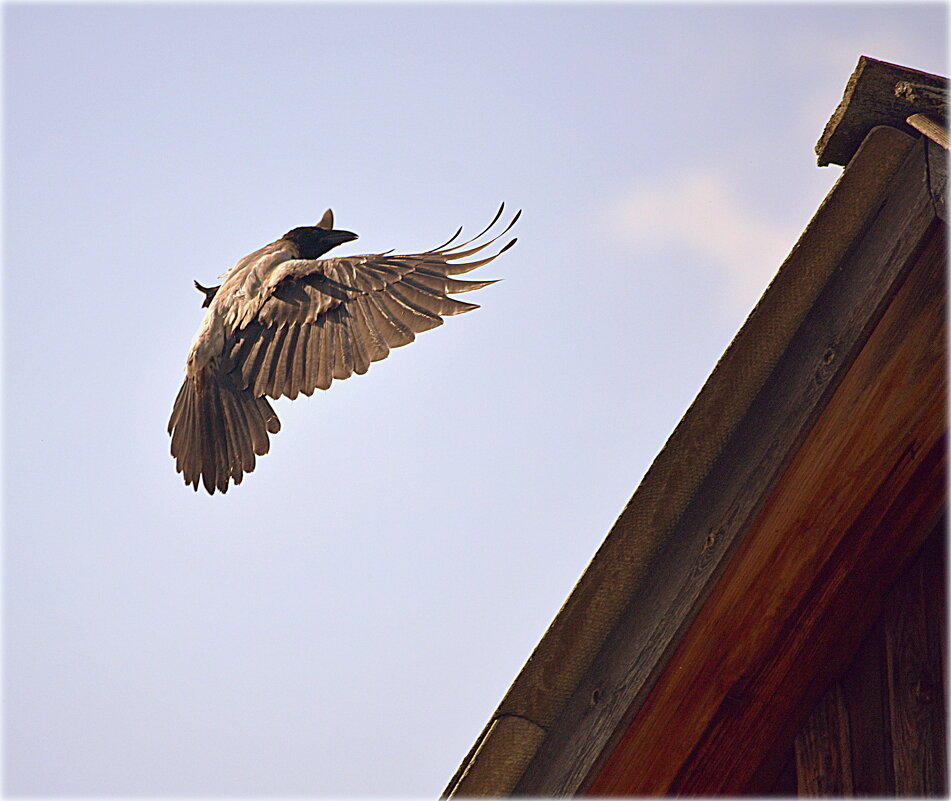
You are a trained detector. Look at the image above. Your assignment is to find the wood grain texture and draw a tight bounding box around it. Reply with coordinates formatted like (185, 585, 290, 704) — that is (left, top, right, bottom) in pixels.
(792, 518, 945, 795)
(840, 618, 895, 794)
(927, 138, 948, 221)
(816, 56, 948, 166)
(585, 217, 947, 794)
(796, 682, 854, 795)
(449, 716, 546, 796)
(885, 527, 947, 795)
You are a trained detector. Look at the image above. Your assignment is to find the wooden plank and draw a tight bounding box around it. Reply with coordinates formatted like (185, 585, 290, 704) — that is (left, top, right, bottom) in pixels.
(505, 130, 924, 797)
(795, 682, 854, 795)
(839, 618, 894, 794)
(816, 56, 947, 166)
(884, 522, 947, 795)
(584, 216, 947, 794)
(926, 138, 948, 222)
(791, 517, 946, 795)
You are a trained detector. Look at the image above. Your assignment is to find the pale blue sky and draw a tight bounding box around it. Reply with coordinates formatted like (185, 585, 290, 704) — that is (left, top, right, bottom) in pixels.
(4, 2, 947, 796)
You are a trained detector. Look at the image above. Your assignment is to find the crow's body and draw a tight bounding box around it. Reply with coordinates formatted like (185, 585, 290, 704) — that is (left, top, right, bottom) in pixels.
(169, 207, 518, 494)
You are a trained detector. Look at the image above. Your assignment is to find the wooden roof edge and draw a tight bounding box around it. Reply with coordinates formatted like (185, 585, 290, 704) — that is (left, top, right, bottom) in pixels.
(443, 125, 921, 798)
(586, 201, 947, 793)
(816, 55, 948, 167)
(517, 132, 935, 795)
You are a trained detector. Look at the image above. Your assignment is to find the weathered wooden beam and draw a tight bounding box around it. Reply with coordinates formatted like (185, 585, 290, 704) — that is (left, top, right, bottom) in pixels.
(584, 164, 947, 792)
(816, 56, 947, 166)
(447, 716, 545, 796)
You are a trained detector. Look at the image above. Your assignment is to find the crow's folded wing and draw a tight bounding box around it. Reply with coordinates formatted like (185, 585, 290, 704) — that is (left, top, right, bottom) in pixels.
(224, 209, 518, 401)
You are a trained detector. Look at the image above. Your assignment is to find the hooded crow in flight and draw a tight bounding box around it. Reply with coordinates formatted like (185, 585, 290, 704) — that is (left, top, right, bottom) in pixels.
(169, 206, 518, 494)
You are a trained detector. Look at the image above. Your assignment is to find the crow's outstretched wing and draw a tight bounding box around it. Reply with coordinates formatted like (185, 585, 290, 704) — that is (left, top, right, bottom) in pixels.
(224, 208, 518, 401)
(169, 206, 517, 494)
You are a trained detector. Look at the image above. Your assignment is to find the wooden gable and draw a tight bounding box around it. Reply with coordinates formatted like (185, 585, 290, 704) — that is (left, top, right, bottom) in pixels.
(445, 58, 948, 797)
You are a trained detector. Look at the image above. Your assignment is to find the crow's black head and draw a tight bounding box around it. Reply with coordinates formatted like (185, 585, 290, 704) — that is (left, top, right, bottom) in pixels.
(283, 226, 358, 260)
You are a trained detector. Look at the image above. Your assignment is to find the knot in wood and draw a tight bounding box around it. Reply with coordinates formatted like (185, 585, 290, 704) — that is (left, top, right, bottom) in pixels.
(815, 347, 837, 385)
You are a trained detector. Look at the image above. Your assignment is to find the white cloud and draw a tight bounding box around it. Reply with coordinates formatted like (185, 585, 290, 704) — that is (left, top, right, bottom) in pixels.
(606, 170, 796, 315)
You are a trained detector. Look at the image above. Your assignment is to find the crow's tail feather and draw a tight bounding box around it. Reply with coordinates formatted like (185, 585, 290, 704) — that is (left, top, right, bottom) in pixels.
(168, 371, 281, 494)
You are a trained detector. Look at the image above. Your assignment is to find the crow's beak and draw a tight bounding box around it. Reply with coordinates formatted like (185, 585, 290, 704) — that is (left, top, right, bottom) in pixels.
(330, 229, 358, 245)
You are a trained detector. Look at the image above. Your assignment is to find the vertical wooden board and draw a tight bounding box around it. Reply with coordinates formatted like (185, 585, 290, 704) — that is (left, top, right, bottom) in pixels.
(924, 521, 947, 711)
(795, 682, 854, 795)
(885, 523, 948, 795)
(839, 619, 895, 794)
(926, 139, 948, 221)
(792, 519, 946, 796)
